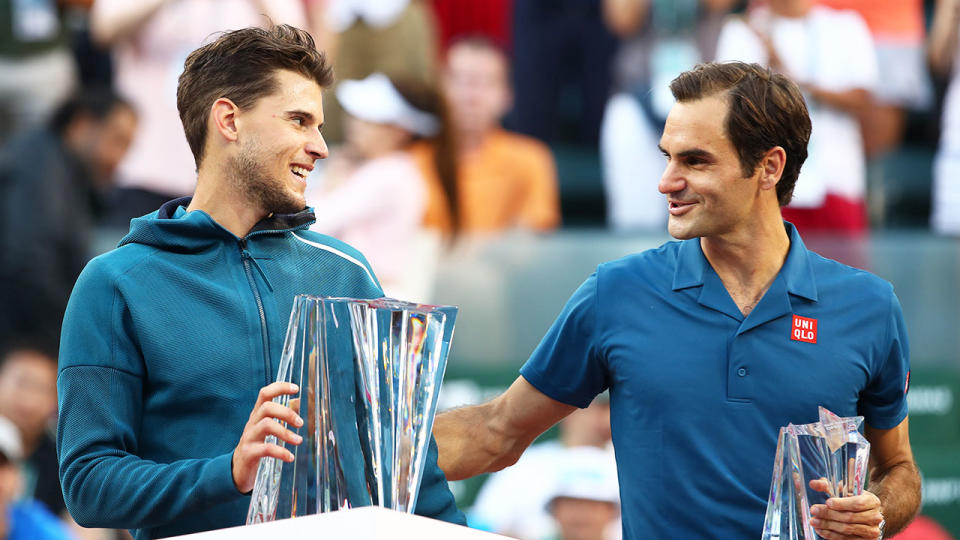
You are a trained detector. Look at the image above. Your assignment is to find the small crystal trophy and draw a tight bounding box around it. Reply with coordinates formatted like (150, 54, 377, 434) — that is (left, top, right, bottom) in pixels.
(761, 407, 871, 540)
(246, 295, 457, 523)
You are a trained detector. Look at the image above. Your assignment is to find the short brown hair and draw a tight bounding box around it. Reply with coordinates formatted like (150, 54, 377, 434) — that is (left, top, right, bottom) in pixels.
(670, 62, 811, 206)
(177, 24, 333, 167)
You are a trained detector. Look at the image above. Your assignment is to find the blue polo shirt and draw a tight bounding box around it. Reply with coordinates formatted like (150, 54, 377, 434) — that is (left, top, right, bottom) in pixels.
(520, 223, 909, 539)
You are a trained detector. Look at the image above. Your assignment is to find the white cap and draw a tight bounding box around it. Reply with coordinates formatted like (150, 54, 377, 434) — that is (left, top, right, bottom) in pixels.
(336, 73, 440, 137)
(0, 415, 22, 462)
(547, 446, 620, 507)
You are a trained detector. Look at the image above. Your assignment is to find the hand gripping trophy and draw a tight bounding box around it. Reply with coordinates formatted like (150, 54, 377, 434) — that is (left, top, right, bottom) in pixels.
(246, 295, 457, 522)
(762, 407, 872, 540)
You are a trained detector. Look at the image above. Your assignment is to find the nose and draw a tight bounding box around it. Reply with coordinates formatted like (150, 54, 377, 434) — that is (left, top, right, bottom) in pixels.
(306, 131, 328, 161)
(658, 161, 685, 195)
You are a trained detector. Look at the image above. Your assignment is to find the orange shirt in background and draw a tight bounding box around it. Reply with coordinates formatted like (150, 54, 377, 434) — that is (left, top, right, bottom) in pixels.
(411, 128, 561, 234)
(815, 0, 924, 42)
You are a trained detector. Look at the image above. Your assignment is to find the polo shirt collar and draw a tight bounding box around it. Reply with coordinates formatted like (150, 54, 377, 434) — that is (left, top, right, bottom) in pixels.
(671, 222, 819, 317)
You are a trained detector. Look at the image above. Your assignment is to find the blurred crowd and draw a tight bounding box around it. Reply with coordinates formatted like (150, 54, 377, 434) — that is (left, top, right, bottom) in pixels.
(1, 0, 959, 539)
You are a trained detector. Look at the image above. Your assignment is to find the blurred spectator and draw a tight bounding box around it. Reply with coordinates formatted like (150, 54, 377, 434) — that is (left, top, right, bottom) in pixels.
(0, 0, 77, 144)
(0, 415, 74, 540)
(509, 0, 618, 146)
(61, 0, 113, 88)
(413, 36, 561, 235)
(930, 0, 960, 236)
(546, 446, 620, 540)
(309, 0, 438, 144)
(89, 0, 307, 225)
(600, 0, 737, 231)
(307, 73, 453, 301)
(816, 0, 932, 157)
(0, 89, 136, 349)
(716, 0, 878, 234)
(0, 342, 61, 519)
(429, 0, 511, 50)
(470, 397, 612, 540)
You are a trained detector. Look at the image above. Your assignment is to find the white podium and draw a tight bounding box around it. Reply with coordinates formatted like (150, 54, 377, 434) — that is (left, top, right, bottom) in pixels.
(169, 507, 516, 540)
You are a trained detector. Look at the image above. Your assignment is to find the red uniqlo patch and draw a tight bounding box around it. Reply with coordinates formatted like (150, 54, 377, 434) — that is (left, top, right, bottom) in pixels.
(791, 315, 817, 344)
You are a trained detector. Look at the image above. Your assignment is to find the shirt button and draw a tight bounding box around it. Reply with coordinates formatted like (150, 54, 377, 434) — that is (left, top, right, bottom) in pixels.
(737, 367, 747, 377)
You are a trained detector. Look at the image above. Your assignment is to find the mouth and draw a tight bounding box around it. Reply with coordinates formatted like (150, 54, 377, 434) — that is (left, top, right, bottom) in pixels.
(290, 164, 312, 184)
(668, 199, 696, 216)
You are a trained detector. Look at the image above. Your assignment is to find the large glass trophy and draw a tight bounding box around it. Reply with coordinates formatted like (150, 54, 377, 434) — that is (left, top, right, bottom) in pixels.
(246, 295, 457, 523)
(761, 407, 871, 540)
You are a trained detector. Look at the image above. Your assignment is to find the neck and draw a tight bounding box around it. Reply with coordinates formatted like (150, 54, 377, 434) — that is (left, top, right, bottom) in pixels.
(187, 162, 266, 238)
(701, 211, 790, 313)
(457, 127, 492, 155)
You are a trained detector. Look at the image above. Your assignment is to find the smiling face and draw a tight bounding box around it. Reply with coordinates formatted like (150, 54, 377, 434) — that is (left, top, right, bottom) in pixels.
(657, 93, 766, 241)
(229, 69, 328, 215)
(442, 42, 511, 136)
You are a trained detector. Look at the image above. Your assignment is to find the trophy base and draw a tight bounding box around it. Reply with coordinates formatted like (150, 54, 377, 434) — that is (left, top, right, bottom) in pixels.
(174, 507, 513, 540)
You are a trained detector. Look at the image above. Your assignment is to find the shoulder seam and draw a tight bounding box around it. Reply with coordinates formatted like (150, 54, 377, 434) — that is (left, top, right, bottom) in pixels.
(289, 232, 377, 284)
(59, 363, 142, 379)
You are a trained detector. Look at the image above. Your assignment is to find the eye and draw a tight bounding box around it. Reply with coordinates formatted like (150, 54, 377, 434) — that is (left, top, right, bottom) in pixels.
(291, 116, 306, 126)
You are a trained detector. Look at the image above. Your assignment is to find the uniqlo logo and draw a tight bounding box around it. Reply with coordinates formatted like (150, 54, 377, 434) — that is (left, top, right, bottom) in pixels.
(791, 315, 817, 343)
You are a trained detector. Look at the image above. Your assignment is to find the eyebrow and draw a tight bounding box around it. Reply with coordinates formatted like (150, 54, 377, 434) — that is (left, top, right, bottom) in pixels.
(658, 144, 715, 161)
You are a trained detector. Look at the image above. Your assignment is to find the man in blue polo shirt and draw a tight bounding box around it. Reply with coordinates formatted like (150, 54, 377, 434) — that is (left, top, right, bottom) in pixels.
(434, 61, 920, 540)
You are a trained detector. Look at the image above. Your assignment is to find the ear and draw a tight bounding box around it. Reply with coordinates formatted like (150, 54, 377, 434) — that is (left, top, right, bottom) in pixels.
(758, 146, 787, 192)
(210, 98, 240, 143)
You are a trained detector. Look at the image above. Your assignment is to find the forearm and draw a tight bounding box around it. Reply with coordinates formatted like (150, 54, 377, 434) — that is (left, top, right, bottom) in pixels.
(870, 460, 921, 537)
(61, 450, 237, 529)
(434, 376, 576, 480)
(433, 402, 523, 481)
(929, 0, 960, 76)
(58, 366, 239, 528)
(90, 0, 168, 45)
(805, 86, 871, 116)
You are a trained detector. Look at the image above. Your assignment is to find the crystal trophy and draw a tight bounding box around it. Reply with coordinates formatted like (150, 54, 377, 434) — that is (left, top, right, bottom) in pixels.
(761, 407, 871, 540)
(246, 295, 457, 523)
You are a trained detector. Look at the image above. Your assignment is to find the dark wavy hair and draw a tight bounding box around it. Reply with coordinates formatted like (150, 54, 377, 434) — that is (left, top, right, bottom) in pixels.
(670, 62, 812, 206)
(177, 24, 333, 167)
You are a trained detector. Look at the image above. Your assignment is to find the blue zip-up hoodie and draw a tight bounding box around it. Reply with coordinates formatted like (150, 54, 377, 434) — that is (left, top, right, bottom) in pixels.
(57, 198, 465, 539)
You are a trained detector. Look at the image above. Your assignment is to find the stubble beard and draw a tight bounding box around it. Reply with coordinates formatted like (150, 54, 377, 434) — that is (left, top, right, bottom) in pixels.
(227, 138, 304, 216)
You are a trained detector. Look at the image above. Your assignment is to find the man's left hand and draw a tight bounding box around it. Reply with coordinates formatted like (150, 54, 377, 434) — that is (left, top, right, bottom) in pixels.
(809, 478, 884, 539)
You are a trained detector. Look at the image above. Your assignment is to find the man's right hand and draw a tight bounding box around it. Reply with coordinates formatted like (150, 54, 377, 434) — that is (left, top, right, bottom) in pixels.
(231, 382, 303, 494)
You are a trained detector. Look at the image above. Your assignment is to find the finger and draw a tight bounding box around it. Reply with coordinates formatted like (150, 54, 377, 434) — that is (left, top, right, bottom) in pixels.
(810, 505, 882, 526)
(253, 401, 304, 428)
(825, 492, 880, 513)
(812, 529, 861, 540)
(253, 382, 300, 411)
(288, 397, 301, 415)
(248, 417, 304, 446)
(847, 457, 856, 495)
(811, 516, 880, 539)
(809, 477, 832, 494)
(243, 441, 296, 463)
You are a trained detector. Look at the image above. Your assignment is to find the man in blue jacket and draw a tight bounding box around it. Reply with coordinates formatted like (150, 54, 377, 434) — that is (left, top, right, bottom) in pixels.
(57, 25, 464, 539)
